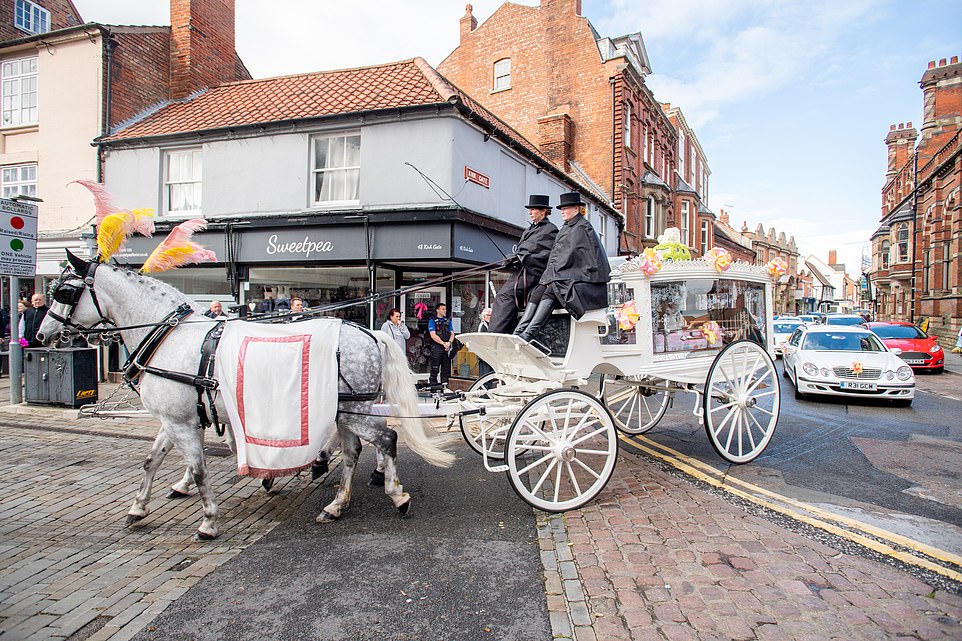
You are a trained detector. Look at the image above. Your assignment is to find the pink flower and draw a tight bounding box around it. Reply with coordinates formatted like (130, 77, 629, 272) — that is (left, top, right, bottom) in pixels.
(704, 248, 733, 272)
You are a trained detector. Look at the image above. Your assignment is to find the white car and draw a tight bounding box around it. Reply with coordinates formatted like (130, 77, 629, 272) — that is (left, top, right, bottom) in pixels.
(772, 319, 804, 357)
(782, 325, 915, 406)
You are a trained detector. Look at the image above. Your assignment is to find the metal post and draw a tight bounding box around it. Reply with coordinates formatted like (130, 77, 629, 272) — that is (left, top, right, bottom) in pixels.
(365, 215, 374, 329)
(9, 276, 21, 404)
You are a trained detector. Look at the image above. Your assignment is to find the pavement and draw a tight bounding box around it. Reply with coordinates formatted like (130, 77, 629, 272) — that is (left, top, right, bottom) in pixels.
(1, 373, 962, 640)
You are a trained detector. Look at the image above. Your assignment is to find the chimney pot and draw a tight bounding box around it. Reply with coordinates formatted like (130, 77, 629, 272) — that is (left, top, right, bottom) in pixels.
(939, 58, 947, 66)
(890, 124, 896, 130)
(952, 56, 959, 64)
(928, 60, 936, 69)
(906, 121, 912, 128)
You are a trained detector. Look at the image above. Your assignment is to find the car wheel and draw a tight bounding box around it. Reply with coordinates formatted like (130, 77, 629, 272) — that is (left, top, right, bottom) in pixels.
(792, 368, 806, 400)
(781, 364, 789, 379)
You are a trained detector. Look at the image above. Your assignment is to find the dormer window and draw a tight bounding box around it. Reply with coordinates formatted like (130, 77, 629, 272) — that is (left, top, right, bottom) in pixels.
(14, 0, 50, 35)
(493, 58, 511, 91)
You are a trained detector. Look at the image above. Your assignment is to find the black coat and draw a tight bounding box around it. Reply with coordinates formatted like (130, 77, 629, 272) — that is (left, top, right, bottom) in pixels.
(512, 219, 558, 281)
(22, 305, 49, 346)
(540, 215, 611, 318)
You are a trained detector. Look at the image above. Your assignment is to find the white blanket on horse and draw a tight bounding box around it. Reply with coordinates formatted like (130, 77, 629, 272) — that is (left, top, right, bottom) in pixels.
(215, 319, 341, 479)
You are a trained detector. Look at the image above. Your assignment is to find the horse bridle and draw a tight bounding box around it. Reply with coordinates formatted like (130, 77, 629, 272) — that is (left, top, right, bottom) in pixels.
(46, 262, 116, 339)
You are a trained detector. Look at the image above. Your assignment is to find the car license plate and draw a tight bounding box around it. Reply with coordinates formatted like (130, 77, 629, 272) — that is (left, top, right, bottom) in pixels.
(903, 359, 923, 365)
(840, 381, 877, 391)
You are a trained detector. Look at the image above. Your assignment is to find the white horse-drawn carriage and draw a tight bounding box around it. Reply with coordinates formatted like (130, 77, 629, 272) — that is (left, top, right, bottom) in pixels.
(39, 246, 778, 539)
(435, 257, 780, 512)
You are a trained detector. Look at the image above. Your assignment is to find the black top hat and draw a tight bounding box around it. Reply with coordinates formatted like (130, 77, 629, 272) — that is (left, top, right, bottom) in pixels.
(556, 191, 587, 209)
(525, 194, 551, 210)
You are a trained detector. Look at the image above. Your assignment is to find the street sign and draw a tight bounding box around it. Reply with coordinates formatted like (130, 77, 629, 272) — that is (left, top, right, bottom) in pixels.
(0, 197, 38, 277)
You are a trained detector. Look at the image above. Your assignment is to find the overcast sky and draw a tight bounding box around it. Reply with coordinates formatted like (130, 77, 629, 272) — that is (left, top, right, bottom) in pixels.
(71, 0, 962, 275)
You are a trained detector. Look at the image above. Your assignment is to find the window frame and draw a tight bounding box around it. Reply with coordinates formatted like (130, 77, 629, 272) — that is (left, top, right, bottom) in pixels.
(700, 220, 710, 255)
(896, 223, 909, 263)
(644, 196, 655, 238)
(14, 0, 49, 35)
(493, 58, 511, 92)
(1, 162, 37, 198)
(623, 103, 632, 149)
(677, 129, 685, 176)
(1, 55, 38, 127)
(163, 147, 203, 215)
(880, 239, 891, 269)
(679, 200, 689, 243)
(310, 131, 361, 207)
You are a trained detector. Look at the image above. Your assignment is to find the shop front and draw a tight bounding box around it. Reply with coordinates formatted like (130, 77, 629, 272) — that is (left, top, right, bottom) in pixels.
(116, 211, 518, 380)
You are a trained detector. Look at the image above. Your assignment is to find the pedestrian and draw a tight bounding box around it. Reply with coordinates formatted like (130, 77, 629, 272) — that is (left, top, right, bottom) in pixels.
(428, 303, 454, 389)
(488, 194, 558, 333)
(514, 192, 610, 345)
(21, 293, 49, 348)
(954, 326, 962, 355)
(380, 308, 411, 355)
(477, 307, 493, 377)
(203, 300, 225, 319)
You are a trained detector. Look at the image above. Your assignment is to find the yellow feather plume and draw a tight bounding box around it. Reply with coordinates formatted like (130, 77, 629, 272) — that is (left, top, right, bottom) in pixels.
(97, 212, 131, 262)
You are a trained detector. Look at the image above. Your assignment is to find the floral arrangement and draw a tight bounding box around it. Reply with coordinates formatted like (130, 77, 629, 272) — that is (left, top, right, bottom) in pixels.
(851, 360, 863, 376)
(766, 257, 788, 280)
(637, 248, 664, 276)
(653, 227, 691, 262)
(701, 321, 723, 345)
(704, 247, 733, 272)
(616, 299, 640, 331)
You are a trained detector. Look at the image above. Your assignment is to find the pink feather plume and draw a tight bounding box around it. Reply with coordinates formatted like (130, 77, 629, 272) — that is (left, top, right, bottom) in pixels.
(140, 218, 217, 273)
(71, 180, 126, 223)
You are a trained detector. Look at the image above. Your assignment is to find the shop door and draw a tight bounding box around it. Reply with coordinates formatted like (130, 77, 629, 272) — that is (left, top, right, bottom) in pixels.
(402, 287, 445, 377)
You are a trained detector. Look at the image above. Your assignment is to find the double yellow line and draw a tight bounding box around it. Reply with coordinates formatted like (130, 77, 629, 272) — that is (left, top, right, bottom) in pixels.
(619, 433, 962, 583)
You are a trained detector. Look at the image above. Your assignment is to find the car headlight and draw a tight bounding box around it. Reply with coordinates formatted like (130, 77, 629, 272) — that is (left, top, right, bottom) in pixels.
(802, 362, 819, 377)
(930, 344, 942, 354)
(896, 366, 913, 381)
(819, 368, 831, 377)
(883, 370, 895, 380)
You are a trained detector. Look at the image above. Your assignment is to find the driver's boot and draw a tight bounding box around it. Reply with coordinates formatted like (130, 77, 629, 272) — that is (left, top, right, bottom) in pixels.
(513, 300, 540, 336)
(516, 298, 555, 343)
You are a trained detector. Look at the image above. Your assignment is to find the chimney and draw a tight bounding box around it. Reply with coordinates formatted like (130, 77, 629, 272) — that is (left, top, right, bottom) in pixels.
(828, 249, 837, 266)
(919, 54, 962, 162)
(884, 121, 917, 181)
(541, 0, 582, 16)
(719, 209, 730, 225)
(538, 113, 574, 171)
(460, 4, 477, 43)
(170, 0, 241, 100)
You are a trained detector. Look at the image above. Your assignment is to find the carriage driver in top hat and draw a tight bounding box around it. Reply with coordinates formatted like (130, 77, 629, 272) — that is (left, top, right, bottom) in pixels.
(514, 191, 611, 344)
(487, 194, 559, 333)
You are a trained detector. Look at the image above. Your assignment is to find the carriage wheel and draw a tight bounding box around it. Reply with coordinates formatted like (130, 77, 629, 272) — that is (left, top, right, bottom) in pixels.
(703, 339, 780, 464)
(459, 372, 512, 460)
(599, 375, 670, 435)
(505, 389, 618, 512)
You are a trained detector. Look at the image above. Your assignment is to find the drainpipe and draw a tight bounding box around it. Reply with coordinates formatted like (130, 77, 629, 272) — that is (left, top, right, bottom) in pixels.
(610, 76, 619, 252)
(909, 150, 918, 324)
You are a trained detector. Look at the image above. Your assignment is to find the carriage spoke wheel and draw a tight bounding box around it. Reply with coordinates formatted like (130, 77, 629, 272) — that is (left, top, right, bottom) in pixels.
(703, 339, 780, 464)
(505, 389, 618, 512)
(599, 375, 670, 435)
(460, 372, 513, 460)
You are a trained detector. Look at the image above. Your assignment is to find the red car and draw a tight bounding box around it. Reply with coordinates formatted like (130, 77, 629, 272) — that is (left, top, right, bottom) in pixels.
(866, 321, 944, 373)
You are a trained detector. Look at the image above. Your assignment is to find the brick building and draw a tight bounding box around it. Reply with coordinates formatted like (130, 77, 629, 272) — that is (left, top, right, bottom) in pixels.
(871, 55, 961, 346)
(0, 0, 250, 291)
(712, 210, 755, 264)
(663, 104, 714, 256)
(438, 0, 678, 254)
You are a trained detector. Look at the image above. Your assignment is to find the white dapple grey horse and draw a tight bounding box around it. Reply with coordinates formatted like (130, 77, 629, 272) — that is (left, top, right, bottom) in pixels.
(37, 252, 454, 540)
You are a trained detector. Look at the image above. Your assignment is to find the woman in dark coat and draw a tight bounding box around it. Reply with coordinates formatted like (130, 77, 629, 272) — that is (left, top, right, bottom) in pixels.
(514, 192, 610, 344)
(488, 194, 558, 333)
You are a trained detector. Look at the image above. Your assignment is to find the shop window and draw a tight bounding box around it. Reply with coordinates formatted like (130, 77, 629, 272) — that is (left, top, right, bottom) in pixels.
(1, 162, 36, 197)
(311, 133, 360, 205)
(493, 58, 511, 91)
(164, 148, 202, 213)
(2, 56, 38, 126)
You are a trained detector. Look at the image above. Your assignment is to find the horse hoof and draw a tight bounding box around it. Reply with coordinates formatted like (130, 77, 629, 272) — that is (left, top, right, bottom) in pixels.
(166, 489, 190, 499)
(397, 499, 411, 518)
(194, 530, 218, 541)
(315, 510, 339, 523)
(311, 460, 329, 480)
(125, 514, 145, 526)
(262, 478, 274, 492)
(368, 470, 385, 487)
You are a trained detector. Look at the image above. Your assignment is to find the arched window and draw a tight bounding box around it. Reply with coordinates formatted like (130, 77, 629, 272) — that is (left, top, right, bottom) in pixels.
(896, 223, 909, 263)
(493, 58, 511, 91)
(880, 240, 890, 269)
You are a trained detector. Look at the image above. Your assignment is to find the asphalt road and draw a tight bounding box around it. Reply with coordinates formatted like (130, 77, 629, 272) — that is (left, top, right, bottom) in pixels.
(131, 440, 551, 641)
(640, 362, 962, 554)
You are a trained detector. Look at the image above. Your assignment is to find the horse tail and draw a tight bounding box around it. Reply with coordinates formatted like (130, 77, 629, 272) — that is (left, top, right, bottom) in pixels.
(374, 331, 455, 468)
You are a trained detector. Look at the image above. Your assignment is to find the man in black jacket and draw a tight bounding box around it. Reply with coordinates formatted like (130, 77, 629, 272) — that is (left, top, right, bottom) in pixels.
(488, 194, 558, 333)
(514, 191, 610, 343)
(22, 293, 49, 348)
